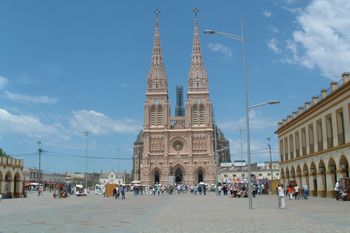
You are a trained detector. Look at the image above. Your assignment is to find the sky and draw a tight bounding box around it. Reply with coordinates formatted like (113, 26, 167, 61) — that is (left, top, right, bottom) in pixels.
(1, 0, 350, 174)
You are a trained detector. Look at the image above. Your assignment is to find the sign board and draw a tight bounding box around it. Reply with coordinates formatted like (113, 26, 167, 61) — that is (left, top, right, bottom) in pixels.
(220, 162, 232, 168)
(233, 160, 246, 167)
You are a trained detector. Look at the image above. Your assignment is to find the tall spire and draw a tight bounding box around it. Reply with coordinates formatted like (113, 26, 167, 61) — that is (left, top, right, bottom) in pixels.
(188, 8, 208, 93)
(147, 9, 168, 94)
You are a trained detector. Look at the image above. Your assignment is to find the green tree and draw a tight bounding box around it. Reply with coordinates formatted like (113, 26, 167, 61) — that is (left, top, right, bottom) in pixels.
(0, 148, 9, 157)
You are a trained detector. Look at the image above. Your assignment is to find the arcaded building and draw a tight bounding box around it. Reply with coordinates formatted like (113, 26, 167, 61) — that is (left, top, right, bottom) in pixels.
(276, 73, 350, 198)
(132, 11, 230, 186)
(0, 156, 24, 198)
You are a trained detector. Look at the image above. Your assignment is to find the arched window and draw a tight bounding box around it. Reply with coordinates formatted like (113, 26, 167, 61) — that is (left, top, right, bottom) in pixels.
(157, 105, 163, 125)
(192, 104, 198, 125)
(199, 104, 205, 125)
(150, 106, 156, 126)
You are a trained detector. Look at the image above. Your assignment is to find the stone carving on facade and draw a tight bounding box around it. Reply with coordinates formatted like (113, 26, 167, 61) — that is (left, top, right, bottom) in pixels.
(150, 135, 164, 151)
(192, 134, 207, 151)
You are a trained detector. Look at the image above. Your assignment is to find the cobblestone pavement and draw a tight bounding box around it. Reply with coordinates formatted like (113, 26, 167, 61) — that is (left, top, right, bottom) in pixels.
(1, 192, 349, 233)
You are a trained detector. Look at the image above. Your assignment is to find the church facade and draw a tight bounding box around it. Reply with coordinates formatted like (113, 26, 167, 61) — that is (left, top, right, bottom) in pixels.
(132, 11, 229, 186)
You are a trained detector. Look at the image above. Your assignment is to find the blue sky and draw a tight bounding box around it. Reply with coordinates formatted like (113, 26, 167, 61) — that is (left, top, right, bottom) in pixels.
(1, 0, 349, 173)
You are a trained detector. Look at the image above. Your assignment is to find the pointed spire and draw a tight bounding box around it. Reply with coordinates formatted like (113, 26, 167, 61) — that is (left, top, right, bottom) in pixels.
(147, 9, 168, 94)
(188, 8, 208, 93)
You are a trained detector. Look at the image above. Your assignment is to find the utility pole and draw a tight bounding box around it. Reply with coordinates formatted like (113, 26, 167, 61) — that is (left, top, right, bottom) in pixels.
(83, 131, 90, 189)
(38, 141, 42, 185)
(267, 137, 273, 194)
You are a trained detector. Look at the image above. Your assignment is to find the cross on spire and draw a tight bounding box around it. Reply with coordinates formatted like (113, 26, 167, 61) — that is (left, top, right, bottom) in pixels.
(193, 8, 199, 17)
(154, 8, 160, 17)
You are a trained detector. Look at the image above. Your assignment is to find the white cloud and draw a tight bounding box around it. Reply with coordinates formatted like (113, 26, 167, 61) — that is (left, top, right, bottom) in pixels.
(218, 110, 278, 132)
(4, 91, 58, 104)
(263, 10, 272, 18)
(207, 43, 233, 57)
(269, 26, 279, 33)
(0, 108, 67, 139)
(267, 38, 281, 54)
(0, 76, 8, 90)
(69, 110, 141, 135)
(287, 0, 350, 80)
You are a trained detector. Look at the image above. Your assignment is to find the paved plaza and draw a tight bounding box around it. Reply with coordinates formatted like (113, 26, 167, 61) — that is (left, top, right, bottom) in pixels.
(1, 192, 349, 233)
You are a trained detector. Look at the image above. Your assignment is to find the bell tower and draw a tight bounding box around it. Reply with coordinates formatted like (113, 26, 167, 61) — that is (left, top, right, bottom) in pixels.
(186, 8, 212, 129)
(144, 9, 170, 130)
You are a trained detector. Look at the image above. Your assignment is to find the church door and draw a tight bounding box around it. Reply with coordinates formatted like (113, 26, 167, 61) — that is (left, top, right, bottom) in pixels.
(198, 170, 203, 183)
(155, 171, 160, 184)
(175, 169, 182, 184)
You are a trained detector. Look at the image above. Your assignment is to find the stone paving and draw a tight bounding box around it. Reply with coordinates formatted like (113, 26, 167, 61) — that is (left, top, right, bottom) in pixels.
(1, 191, 349, 233)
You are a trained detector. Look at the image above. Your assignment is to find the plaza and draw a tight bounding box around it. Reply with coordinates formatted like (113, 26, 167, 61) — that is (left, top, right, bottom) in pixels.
(1, 192, 349, 233)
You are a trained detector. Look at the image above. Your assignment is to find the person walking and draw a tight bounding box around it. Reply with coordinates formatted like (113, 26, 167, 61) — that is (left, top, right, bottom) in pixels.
(121, 186, 126, 200)
(278, 184, 285, 209)
(294, 184, 300, 200)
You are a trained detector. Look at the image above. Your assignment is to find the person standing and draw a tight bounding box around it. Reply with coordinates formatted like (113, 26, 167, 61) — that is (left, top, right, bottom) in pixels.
(335, 180, 340, 200)
(278, 184, 285, 209)
(302, 184, 309, 199)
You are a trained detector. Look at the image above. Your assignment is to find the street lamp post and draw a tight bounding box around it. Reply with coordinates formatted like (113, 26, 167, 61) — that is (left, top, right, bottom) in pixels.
(267, 137, 273, 194)
(205, 20, 280, 209)
(83, 131, 90, 189)
(205, 18, 252, 208)
(38, 141, 42, 185)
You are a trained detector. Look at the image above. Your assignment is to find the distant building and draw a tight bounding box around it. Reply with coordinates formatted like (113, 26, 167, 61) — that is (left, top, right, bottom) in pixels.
(99, 171, 124, 185)
(276, 73, 350, 198)
(218, 161, 280, 183)
(23, 168, 66, 188)
(65, 172, 99, 187)
(0, 155, 24, 198)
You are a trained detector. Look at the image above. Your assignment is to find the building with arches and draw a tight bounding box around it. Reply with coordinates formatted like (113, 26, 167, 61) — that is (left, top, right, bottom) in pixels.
(276, 73, 350, 198)
(0, 156, 24, 198)
(132, 11, 230, 186)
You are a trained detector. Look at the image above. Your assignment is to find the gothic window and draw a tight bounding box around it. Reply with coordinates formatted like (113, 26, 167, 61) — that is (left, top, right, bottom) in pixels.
(192, 104, 198, 125)
(151, 106, 156, 126)
(150, 104, 163, 126)
(157, 105, 163, 125)
(199, 104, 205, 125)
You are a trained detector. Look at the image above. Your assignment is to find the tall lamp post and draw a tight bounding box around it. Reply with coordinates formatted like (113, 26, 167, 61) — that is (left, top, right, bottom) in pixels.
(267, 137, 273, 194)
(205, 22, 279, 209)
(83, 131, 90, 189)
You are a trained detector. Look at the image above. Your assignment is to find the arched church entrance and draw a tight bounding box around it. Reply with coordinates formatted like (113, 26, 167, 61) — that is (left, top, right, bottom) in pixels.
(154, 171, 160, 184)
(198, 170, 203, 183)
(175, 168, 183, 184)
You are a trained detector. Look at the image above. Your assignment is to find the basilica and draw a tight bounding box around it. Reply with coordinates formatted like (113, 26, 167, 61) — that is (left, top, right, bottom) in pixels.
(132, 10, 230, 186)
